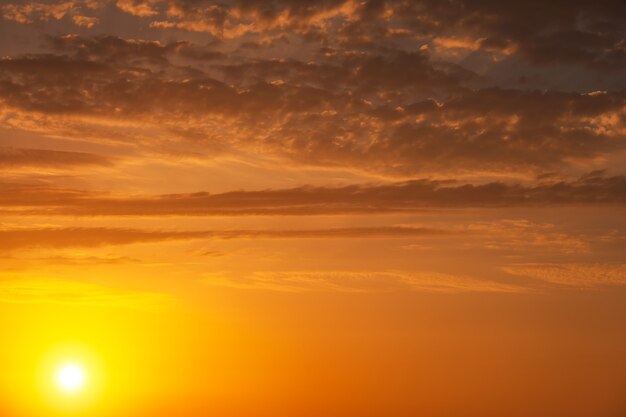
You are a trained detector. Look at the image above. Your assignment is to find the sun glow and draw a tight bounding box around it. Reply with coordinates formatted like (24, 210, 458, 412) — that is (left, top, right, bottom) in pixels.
(56, 363, 86, 393)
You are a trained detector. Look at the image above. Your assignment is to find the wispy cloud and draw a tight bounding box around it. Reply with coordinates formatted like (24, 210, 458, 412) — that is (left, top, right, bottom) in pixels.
(0, 146, 112, 169)
(0, 225, 456, 252)
(201, 270, 528, 294)
(502, 263, 626, 288)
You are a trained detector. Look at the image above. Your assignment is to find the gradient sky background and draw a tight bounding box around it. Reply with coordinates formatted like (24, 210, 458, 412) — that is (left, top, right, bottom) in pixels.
(0, 1, 625, 416)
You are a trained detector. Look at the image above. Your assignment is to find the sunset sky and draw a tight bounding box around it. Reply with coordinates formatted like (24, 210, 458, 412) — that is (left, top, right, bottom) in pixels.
(0, 1, 625, 416)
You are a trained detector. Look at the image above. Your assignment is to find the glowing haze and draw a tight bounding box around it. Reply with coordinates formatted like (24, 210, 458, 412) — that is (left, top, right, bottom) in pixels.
(0, 1, 625, 416)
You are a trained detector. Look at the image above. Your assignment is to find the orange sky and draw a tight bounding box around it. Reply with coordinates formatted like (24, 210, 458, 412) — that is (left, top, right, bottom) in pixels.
(1, 1, 626, 416)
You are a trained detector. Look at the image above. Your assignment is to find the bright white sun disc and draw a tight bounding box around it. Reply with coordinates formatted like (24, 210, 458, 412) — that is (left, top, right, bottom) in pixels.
(56, 363, 86, 393)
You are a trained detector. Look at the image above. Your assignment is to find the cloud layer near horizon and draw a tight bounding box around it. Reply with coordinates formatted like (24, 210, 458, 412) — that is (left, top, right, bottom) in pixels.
(1, 172, 624, 216)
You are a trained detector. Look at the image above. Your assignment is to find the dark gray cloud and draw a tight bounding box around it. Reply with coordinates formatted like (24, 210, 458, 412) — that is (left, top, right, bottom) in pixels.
(1, 44, 624, 176)
(0, 2, 625, 179)
(5, 1, 624, 71)
(48, 34, 226, 65)
(136, 0, 626, 71)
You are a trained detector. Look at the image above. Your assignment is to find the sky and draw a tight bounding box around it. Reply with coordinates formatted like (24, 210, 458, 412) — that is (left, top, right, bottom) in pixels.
(0, 1, 625, 416)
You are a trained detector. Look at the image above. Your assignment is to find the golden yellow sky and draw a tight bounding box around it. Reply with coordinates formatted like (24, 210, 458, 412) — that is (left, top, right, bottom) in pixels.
(1, 1, 626, 416)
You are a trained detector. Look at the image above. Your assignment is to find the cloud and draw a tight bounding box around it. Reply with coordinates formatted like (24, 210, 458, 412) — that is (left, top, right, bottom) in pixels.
(502, 263, 626, 288)
(49, 34, 172, 65)
(1, 172, 624, 216)
(0, 277, 170, 309)
(0, 146, 112, 169)
(0, 226, 455, 252)
(0, 3, 624, 222)
(2, 1, 625, 72)
(47, 34, 226, 66)
(146, 0, 358, 38)
(1, 1, 100, 27)
(107, 0, 626, 70)
(0, 227, 213, 251)
(4, 254, 141, 265)
(271, 88, 626, 175)
(72, 13, 98, 27)
(115, 0, 160, 17)
(2, 1, 76, 24)
(1, 40, 624, 176)
(201, 270, 528, 293)
(464, 220, 590, 255)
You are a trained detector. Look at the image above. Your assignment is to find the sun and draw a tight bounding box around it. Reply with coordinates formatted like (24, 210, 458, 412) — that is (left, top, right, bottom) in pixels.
(56, 363, 86, 393)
